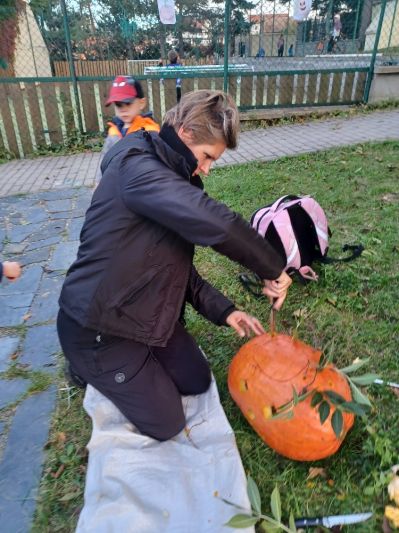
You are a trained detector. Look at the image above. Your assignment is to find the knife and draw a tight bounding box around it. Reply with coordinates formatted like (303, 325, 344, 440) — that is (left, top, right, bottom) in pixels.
(374, 378, 399, 389)
(294, 511, 373, 528)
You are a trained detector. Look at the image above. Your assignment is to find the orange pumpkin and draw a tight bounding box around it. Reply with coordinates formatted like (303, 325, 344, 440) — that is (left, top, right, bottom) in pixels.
(228, 333, 355, 461)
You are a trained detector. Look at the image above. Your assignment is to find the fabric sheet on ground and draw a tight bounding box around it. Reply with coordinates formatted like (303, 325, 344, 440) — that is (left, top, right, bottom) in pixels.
(77, 377, 254, 533)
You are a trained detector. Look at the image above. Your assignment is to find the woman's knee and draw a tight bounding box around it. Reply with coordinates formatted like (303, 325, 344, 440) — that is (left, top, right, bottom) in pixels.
(146, 417, 186, 441)
(180, 365, 211, 395)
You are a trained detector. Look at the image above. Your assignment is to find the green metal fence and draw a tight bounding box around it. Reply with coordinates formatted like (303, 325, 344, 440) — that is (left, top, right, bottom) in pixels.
(0, 0, 397, 158)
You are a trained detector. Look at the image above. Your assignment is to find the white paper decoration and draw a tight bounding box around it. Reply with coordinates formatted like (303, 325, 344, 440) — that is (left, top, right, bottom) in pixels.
(293, 0, 312, 21)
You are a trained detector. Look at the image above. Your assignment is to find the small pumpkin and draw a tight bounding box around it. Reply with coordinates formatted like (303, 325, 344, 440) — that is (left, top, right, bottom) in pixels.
(228, 333, 354, 461)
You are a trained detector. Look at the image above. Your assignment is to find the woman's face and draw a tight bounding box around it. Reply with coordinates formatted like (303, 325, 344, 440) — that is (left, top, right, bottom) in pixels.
(178, 128, 227, 176)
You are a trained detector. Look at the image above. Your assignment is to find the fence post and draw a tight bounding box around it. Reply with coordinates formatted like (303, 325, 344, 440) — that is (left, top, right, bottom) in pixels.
(353, 0, 361, 43)
(223, 0, 232, 93)
(60, 0, 83, 134)
(363, 0, 387, 103)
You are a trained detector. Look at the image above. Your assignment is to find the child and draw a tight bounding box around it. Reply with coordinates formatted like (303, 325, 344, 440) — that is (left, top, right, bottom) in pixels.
(0, 261, 21, 282)
(95, 76, 160, 184)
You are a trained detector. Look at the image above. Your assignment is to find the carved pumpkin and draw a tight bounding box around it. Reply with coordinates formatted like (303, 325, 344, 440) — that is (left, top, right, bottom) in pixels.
(228, 333, 354, 461)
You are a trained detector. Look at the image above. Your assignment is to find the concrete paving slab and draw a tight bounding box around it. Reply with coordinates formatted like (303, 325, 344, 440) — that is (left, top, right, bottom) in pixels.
(0, 379, 30, 409)
(0, 337, 20, 372)
(48, 241, 79, 272)
(19, 324, 61, 372)
(0, 387, 57, 532)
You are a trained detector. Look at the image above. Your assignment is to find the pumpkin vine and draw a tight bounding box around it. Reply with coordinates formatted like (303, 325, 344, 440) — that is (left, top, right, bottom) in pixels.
(269, 357, 378, 439)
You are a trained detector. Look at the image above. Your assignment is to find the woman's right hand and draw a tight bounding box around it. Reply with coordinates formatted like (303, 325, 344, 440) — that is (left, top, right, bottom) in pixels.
(262, 271, 292, 311)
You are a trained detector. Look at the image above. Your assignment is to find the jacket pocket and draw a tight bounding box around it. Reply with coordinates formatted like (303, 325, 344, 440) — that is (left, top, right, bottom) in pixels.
(109, 265, 163, 310)
(90, 336, 150, 382)
(114, 265, 172, 328)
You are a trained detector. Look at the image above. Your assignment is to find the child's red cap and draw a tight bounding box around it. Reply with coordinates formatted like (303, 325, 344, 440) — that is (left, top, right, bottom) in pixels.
(105, 76, 144, 106)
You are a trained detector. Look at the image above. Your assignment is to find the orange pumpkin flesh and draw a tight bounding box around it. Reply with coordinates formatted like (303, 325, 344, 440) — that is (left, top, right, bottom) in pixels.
(228, 333, 354, 461)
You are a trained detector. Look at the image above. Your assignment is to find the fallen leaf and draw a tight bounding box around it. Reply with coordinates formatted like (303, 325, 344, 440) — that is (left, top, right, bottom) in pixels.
(58, 491, 80, 502)
(307, 467, 327, 480)
(10, 352, 18, 360)
(327, 479, 335, 487)
(51, 464, 65, 479)
(56, 432, 67, 445)
(293, 308, 307, 319)
(22, 313, 32, 321)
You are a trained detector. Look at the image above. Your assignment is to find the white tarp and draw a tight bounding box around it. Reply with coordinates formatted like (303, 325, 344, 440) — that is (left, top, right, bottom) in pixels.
(76, 378, 255, 533)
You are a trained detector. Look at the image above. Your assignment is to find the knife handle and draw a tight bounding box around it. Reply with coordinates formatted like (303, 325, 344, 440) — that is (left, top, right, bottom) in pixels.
(294, 517, 323, 528)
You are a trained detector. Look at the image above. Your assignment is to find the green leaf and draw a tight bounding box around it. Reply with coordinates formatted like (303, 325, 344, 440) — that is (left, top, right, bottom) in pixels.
(331, 409, 343, 438)
(350, 373, 380, 386)
(292, 386, 299, 406)
(311, 391, 323, 407)
(289, 512, 297, 532)
(260, 521, 281, 533)
(324, 390, 345, 405)
(319, 401, 330, 424)
(349, 381, 372, 407)
(270, 485, 282, 523)
(247, 475, 261, 515)
(340, 401, 368, 416)
(340, 358, 370, 374)
(225, 514, 259, 528)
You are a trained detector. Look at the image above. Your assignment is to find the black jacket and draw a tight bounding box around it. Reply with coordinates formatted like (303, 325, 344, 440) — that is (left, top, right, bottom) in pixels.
(59, 128, 285, 347)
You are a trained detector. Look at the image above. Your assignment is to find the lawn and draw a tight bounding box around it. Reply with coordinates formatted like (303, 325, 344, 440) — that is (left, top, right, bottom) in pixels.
(33, 141, 399, 532)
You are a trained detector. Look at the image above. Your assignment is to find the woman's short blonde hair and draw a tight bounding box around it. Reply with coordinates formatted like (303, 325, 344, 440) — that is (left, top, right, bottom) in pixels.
(163, 90, 240, 149)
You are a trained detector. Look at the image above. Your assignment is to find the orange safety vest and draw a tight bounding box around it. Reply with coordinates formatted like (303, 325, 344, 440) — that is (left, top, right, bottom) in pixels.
(107, 115, 160, 138)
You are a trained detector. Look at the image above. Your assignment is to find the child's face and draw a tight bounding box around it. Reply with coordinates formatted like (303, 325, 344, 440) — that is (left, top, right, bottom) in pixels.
(114, 98, 146, 125)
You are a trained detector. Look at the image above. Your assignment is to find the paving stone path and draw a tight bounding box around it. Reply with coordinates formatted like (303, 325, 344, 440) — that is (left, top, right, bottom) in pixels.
(0, 188, 91, 532)
(0, 108, 398, 532)
(0, 109, 398, 197)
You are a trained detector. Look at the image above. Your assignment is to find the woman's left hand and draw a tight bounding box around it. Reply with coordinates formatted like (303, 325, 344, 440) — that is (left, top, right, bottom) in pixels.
(226, 310, 265, 338)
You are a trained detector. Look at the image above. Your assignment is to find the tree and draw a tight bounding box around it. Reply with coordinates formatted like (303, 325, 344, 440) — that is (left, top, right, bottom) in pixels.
(212, 0, 256, 56)
(0, 0, 24, 72)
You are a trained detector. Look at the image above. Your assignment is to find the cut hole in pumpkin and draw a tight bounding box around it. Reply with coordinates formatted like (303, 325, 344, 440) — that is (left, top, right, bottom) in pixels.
(239, 379, 248, 392)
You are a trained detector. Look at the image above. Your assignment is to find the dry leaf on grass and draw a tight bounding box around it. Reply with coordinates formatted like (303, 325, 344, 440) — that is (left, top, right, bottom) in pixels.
(307, 467, 327, 480)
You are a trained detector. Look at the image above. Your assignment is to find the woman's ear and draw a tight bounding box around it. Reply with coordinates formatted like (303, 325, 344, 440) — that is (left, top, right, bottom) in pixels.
(177, 127, 192, 145)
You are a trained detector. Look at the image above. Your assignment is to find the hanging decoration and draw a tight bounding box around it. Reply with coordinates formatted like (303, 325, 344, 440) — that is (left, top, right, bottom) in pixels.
(157, 0, 176, 25)
(292, 0, 312, 21)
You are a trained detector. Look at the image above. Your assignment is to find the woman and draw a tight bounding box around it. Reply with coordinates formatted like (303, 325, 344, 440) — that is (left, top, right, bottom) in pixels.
(57, 90, 291, 441)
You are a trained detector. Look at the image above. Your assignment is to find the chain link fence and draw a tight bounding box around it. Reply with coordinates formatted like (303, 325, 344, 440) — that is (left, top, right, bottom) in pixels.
(0, 0, 397, 158)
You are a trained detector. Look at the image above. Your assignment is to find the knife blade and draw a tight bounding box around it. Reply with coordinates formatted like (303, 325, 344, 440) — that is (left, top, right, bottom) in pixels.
(374, 378, 399, 389)
(294, 511, 373, 528)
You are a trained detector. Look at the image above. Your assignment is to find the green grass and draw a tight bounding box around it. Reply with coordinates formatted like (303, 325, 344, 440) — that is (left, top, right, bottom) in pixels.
(33, 141, 399, 532)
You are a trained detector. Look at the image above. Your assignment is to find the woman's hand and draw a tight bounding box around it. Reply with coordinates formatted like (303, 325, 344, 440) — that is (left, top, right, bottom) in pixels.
(2, 261, 21, 281)
(262, 271, 292, 311)
(226, 310, 265, 338)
